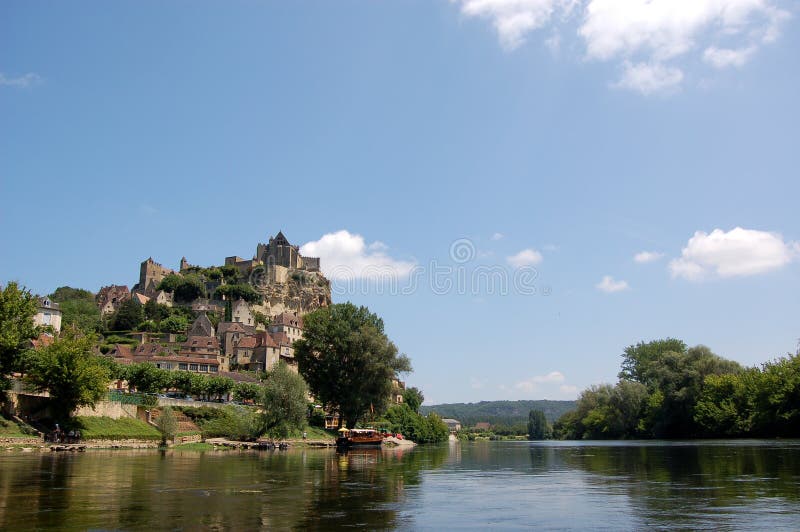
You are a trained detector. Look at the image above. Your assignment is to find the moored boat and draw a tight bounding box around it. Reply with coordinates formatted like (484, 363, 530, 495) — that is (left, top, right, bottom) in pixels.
(336, 428, 384, 449)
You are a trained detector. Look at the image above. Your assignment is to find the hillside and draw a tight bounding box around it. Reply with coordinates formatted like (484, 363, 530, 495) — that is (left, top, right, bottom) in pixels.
(421, 400, 576, 427)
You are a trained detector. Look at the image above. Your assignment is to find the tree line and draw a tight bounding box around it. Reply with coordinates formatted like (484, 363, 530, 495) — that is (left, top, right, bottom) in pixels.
(548, 338, 800, 440)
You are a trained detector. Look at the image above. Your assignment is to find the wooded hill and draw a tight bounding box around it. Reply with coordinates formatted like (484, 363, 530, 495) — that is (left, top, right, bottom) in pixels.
(421, 400, 576, 427)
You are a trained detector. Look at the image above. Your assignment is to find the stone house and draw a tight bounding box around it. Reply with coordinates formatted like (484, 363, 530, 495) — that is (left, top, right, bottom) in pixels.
(232, 299, 254, 326)
(96, 285, 130, 315)
(33, 297, 62, 333)
(269, 311, 303, 345)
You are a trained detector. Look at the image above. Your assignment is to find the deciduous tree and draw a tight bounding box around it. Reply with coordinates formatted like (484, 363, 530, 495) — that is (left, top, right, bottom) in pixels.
(295, 303, 411, 429)
(24, 330, 110, 422)
(0, 282, 38, 391)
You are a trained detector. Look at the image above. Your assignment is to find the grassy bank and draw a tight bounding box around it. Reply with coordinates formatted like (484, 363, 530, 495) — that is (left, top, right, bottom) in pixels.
(75, 416, 161, 440)
(0, 417, 33, 439)
(172, 442, 216, 451)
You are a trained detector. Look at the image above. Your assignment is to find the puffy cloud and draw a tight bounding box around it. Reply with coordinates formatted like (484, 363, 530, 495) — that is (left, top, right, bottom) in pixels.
(613, 61, 684, 95)
(300, 230, 416, 281)
(0, 72, 41, 88)
(450, 0, 790, 93)
(507, 248, 544, 268)
(491, 232, 505, 241)
(634, 251, 665, 263)
(703, 46, 755, 68)
(451, 0, 572, 50)
(596, 275, 630, 293)
(669, 227, 796, 281)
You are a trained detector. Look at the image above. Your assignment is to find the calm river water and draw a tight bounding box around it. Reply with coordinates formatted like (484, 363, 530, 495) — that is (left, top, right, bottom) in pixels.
(1, 440, 799, 530)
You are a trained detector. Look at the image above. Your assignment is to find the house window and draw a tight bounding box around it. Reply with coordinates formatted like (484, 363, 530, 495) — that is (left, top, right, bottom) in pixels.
(189, 364, 198, 371)
(200, 364, 208, 372)
(209, 365, 218, 372)
(179, 363, 188, 370)
(42, 313, 51, 324)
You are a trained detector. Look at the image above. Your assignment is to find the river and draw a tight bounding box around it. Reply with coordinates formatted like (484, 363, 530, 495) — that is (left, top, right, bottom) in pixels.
(1, 440, 799, 530)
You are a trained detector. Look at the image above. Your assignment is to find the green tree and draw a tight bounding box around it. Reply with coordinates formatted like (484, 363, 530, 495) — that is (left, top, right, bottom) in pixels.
(261, 362, 308, 438)
(384, 404, 449, 443)
(527, 409, 551, 440)
(156, 406, 178, 443)
(24, 330, 110, 422)
(206, 375, 235, 401)
(159, 314, 189, 334)
(173, 274, 206, 303)
(112, 299, 144, 331)
(619, 338, 687, 384)
(50, 286, 103, 333)
(295, 303, 412, 429)
(253, 311, 270, 328)
(215, 284, 261, 303)
(156, 274, 184, 294)
(402, 387, 424, 413)
(126, 363, 170, 394)
(233, 382, 262, 403)
(0, 282, 39, 391)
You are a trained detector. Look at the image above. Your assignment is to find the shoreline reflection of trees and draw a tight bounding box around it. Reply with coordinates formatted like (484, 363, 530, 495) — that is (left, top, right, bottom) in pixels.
(529, 443, 800, 526)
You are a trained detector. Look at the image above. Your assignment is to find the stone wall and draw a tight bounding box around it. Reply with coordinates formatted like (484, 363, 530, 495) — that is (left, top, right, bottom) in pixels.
(73, 401, 138, 420)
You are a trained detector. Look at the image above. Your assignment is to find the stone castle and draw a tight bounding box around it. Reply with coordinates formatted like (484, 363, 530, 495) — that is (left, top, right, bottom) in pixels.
(124, 231, 330, 318)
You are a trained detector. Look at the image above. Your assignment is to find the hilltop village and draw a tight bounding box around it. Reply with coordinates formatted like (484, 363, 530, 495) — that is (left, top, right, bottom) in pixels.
(36, 231, 334, 377)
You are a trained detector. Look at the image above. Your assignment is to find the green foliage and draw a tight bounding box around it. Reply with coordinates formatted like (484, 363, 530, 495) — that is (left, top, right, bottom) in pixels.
(50, 287, 103, 333)
(402, 387, 424, 413)
(112, 299, 144, 331)
(618, 338, 688, 384)
(295, 303, 411, 429)
(421, 400, 576, 427)
(156, 274, 183, 294)
(198, 405, 263, 441)
(261, 362, 309, 438)
(0, 281, 39, 391)
(253, 311, 270, 328)
(220, 265, 239, 281)
(206, 375, 235, 401)
(695, 354, 800, 437)
(24, 330, 111, 422)
(159, 274, 207, 303)
(232, 381, 262, 403)
(174, 274, 207, 303)
(214, 283, 261, 303)
(527, 409, 552, 440)
(124, 363, 170, 394)
(160, 314, 189, 334)
(555, 339, 746, 440)
(138, 320, 159, 332)
(554, 381, 648, 439)
(156, 407, 179, 441)
(383, 404, 449, 443)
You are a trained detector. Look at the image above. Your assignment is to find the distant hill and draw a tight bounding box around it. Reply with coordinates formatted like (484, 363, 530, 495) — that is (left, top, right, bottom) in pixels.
(420, 400, 576, 427)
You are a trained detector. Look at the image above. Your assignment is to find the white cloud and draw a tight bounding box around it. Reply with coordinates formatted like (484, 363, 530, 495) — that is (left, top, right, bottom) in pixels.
(300, 230, 416, 281)
(596, 275, 630, 293)
(559, 384, 578, 395)
(491, 232, 505, 241)
(613, 61, 684, 95)
(669, 227, 796, 281)
(703, 46, 755, 68)
(514, 371, 565, 392)
(507, 248, 543, 268)
(634, 251, 665, 264)
(0, 72, 42, 88)
(451, 0, 569, 50)
(450, 0, 790, 93)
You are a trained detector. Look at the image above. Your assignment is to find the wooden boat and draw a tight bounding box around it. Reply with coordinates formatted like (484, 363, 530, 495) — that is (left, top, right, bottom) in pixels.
(336, 428, 384, 449)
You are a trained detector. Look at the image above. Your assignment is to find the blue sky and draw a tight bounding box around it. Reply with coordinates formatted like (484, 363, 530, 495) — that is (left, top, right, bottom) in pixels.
(2, 1, 799, 404)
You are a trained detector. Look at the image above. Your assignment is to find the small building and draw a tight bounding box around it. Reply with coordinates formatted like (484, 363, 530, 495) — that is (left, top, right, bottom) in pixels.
(232, 299, 254, 326)
(442, 418, 462, 433)
(269, 311, 303, 345)
(33, 297, 62, 333)
(96, 285, 130, 315)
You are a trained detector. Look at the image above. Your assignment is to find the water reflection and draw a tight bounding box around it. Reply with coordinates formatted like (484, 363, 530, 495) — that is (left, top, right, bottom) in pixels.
(1, 442, 798, 530)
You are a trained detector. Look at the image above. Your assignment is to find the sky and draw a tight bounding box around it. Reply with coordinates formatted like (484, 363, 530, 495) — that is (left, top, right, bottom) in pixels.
(2, 1, 799, 405)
